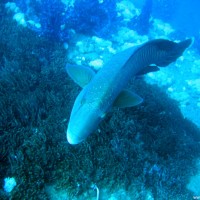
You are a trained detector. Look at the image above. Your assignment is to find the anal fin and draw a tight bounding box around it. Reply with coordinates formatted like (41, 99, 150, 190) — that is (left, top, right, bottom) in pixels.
(136, 65, 160, 76)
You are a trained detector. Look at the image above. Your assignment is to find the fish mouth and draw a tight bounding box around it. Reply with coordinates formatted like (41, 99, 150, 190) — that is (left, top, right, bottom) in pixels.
(66, 130, 83, 145)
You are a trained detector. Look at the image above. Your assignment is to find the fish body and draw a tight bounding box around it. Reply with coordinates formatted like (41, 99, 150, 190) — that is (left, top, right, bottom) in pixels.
(66, 39, 192, 144)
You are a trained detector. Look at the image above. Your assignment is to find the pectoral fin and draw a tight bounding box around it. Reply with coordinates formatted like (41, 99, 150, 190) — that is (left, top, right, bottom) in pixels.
(113, 90, 143, 108)
(66, 64, 96, 88)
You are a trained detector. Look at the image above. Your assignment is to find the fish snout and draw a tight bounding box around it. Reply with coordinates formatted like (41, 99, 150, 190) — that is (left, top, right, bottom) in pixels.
(66, 128, 84, 145)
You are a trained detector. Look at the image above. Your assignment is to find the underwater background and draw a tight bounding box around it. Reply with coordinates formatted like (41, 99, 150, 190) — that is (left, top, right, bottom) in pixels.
(0, 0, 200, 199)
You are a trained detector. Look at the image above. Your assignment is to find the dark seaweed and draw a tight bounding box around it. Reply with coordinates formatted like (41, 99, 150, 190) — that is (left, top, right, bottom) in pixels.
(0, 3, 200, 199)
(11, 0, 119, 41)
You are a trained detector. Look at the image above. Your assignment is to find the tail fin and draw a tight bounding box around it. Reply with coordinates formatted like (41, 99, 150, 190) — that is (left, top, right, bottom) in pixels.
(177, 38, 192, 53)
(130, 38, 192, 72)
(152, 38, 192, 67)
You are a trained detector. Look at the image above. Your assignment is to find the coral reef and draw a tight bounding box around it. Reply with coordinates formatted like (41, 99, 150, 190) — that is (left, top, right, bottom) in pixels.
(128, 0, 153, 35)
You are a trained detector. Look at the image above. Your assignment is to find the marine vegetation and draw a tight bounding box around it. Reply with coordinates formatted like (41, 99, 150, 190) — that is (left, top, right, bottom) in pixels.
(0, 1, 200, 200)
(6, 0, 119, 41)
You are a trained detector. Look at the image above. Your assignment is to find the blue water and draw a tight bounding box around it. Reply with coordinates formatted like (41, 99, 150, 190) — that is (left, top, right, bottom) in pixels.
(0, 0, 200, 199)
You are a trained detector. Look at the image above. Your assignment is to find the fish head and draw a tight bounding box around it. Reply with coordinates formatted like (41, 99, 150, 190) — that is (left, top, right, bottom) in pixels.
(67, 89, 103, 145)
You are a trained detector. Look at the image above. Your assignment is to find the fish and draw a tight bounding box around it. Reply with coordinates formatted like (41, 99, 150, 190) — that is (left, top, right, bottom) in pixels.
(66, 38, 192, 145)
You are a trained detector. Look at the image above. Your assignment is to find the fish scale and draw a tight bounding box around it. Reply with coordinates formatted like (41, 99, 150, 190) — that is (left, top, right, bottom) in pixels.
(66, 38, 192, 144)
